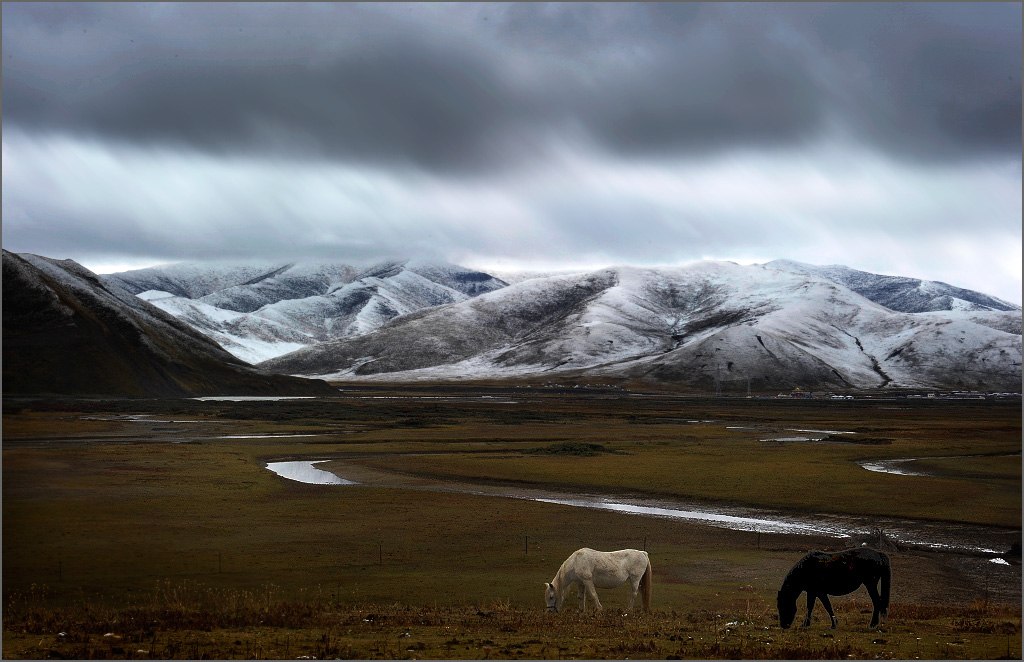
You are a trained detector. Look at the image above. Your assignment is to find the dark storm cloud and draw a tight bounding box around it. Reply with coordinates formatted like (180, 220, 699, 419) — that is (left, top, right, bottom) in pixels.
(3, 2, 1019, 171)
(1, 3, 546, 172)
(783, 2, 1022, 161)
(488, 2, 828, 154)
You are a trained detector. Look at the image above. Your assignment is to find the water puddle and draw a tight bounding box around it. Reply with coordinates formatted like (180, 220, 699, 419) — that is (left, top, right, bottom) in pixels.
(193, 396, 319, 402)
(787, 428, 856, 435)
(81, 415, 214, 424)
(220, 434, 324, 439)
(345, 395, 519, 404)
(859, 458, 933, 477)
(266, 460, 356, 485)
(756, 427, 857, 443)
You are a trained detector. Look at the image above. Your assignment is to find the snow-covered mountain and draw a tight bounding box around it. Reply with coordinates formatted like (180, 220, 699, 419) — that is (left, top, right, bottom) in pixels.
(2, 251, 335, 397)
(765, 260, 1019, 313)
(259, 261, 1022, 392)
(105, 260, 507, 363)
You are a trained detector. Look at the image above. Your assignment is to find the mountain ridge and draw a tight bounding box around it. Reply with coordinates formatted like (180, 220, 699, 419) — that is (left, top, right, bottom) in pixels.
(47, 253, 1020, 392)
(764, 260, 1020, 313)
(254, 261, 1021, 392)
(104, 259, 507, 363)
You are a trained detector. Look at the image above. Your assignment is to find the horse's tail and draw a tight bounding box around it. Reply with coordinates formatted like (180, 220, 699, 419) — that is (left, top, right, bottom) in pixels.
(879, 553, 891, 617)
(640, 556, 652, 612)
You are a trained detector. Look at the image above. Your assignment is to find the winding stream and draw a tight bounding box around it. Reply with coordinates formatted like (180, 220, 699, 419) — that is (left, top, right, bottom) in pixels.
(859, 453, 1020, 477)
(266, 459, 1019, 557)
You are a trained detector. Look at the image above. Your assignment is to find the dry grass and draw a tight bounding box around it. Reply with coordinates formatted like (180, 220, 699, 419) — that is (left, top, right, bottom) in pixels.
(340, 395, 1021, 526)
(3, 389, 1020, 659)
(3, 581, 1021, 660)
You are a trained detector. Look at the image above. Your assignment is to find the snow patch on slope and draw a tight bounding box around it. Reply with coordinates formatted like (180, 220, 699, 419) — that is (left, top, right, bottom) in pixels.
(266, 262, 1021, 391)
(112, 259, 505, 363)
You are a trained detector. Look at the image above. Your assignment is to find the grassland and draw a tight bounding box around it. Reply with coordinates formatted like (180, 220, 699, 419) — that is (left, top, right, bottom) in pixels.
(2, 385, 1021, 659)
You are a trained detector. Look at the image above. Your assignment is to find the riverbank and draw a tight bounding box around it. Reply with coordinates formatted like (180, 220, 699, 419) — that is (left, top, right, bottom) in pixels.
(268, 456, 1020, 558)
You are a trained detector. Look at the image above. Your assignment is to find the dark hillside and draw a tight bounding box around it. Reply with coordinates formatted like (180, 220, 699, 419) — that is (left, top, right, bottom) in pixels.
(2, 251, 335, 398)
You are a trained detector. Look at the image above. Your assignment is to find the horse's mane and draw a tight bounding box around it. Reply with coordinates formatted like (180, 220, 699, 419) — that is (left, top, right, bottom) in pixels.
(551, 553, 576, 588)
(780, 551, 819, 592)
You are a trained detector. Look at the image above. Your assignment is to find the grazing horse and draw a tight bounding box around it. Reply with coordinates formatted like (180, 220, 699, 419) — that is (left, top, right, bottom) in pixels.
(777, 547, 890, 629)
(544, 548, 651, 613)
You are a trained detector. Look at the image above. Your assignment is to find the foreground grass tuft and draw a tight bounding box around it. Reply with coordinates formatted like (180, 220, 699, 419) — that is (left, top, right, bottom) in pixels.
(4, 581, 1020, 660)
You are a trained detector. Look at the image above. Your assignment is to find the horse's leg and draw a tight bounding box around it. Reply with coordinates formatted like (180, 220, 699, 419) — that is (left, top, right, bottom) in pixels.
(626, 577, 641, 611)
(819, 594, 838, 629)
(865, 580, 883, 628)
(801, 592, 815, 627)
(584, 581, 603, 611)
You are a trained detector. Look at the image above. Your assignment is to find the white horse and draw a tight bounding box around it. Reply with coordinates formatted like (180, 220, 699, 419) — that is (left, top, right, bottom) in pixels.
(544, 548, 652, 612)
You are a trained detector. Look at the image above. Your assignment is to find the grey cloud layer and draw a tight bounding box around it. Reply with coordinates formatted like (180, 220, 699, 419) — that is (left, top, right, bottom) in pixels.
(3, 2, 1020, 303)
(4, 2, 1019, 171)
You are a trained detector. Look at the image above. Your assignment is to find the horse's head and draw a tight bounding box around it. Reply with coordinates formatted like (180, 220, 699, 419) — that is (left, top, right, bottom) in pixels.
(777, 589, 797, 629)
(543, 582, 558, 612)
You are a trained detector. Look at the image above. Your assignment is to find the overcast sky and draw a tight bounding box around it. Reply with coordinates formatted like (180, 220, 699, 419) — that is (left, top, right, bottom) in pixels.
(2, 2, 1021, 303)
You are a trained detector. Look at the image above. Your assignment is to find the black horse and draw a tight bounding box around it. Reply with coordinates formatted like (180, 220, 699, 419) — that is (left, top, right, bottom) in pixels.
(777, 547, 890, 629)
